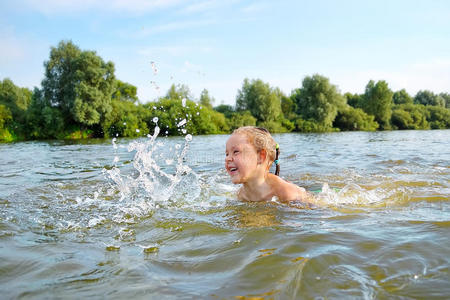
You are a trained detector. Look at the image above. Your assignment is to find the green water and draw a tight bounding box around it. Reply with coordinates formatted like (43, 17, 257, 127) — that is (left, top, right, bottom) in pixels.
(0, 130, 449, 299)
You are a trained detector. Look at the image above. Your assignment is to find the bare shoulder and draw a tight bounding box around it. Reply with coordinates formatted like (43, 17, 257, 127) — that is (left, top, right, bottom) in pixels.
(270, 175, 313, 203)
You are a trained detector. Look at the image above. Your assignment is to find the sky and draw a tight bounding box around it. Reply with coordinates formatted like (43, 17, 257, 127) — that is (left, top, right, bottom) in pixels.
(1, 0, 449, 105)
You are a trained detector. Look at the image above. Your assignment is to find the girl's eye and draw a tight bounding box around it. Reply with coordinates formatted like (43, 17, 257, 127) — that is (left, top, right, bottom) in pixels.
(233, 150, 239, 154)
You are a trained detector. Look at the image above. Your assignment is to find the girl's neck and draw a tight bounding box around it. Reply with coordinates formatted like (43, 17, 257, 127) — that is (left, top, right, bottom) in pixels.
(242, 172, 273, 201)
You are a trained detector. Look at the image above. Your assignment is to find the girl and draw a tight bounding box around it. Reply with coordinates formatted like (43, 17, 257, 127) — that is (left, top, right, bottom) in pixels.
(225, 126, 314, 204)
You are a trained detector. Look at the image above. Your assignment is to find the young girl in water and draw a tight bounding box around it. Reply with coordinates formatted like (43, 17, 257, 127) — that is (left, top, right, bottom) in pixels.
(225, 126, 313, 203)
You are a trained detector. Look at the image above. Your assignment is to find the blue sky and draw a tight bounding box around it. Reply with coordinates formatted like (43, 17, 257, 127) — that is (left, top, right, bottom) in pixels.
(1, 0, 449, 105)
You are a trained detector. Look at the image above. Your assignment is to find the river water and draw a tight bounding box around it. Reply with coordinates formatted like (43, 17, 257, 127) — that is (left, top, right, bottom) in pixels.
(0, 130, 449, 299)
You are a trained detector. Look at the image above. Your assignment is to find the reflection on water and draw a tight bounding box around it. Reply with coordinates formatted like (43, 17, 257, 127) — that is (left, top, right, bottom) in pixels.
(0, 130, 449, 298)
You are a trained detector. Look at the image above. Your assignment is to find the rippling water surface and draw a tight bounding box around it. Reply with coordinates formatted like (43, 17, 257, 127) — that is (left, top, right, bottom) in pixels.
(1, 130, 449, 299)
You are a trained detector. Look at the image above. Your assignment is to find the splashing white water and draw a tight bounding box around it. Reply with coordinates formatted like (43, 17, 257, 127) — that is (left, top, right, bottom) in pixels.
(103, 120, 201, 211)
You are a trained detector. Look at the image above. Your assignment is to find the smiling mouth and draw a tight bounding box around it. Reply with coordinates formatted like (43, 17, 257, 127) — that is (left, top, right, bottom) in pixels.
(228, 167, 238, 173)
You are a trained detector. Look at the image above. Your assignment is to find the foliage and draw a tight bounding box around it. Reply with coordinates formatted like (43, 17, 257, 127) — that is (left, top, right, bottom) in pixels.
(236, 78, 282, 122)
(112, 80, 138, 103)
(361, 80, 393, 130)
(414, 90, 445, 107)
(426, 105, 450, 129)
(344, 92, 363, 108)
(334, 106, 378, 131)
(280, 95, 297, 120)
(0, 104, 12, 129)
(228, 111, 257, 130)
(199, 89, 214, 109)
(295, 118, 335, 133)
(0, 78, 32, 125)
(292, 74, 346, 129)
(2, 40, 449, 141)
(439, 93, 450, 108)
(393, 89, 413, 105)
(391, 104, 429, 130)
(25, 88, 65, 139)
(41, 40, 115, 127)
(165, 84, 192, 101)
(214, 104, 235, 118)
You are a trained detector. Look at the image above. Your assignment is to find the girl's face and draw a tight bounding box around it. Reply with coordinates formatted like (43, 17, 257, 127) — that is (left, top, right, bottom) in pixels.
(225, 133, 260, 184)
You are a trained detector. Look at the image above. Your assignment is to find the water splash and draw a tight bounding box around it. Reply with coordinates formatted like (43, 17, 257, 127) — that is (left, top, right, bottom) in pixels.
(103, 120, 201, 213)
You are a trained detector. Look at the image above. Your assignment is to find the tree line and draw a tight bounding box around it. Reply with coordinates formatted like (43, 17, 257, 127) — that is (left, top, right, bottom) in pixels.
(1, 40, 449, 142)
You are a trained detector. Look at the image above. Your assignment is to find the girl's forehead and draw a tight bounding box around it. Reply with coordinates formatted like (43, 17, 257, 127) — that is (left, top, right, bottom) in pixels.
(226, 133, 251, 147)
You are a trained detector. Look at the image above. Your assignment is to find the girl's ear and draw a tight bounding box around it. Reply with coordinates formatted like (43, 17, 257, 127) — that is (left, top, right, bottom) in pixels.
(257, 149, 267, 164)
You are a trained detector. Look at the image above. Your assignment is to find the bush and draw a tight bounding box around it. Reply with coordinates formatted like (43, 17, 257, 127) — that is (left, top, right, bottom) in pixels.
(334, 106, 378, 131)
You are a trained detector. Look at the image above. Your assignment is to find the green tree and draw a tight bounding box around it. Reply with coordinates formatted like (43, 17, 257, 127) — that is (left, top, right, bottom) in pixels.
(0, 104, 12, 129)
(334, 106, 378, 131)
(361, 80, 393, 130)
(292, 74, 345, 129)
(393, 89, 413, 105)
(228, 111, 257, 130)
(344, 92, 363, 108)
(426, 106, 450, 129)
(439, 93, 450, 108)
(0, 78, 32, 125)
(391, 104, 429, 130)
(199, 89, 214, 109)
(25, 88, 64, 139)
(214, 104, 234, 118)
(112, 80, 138, 103)
(165, 84, 192, 101)
(42, 40, 115, 129)
(280, 94, 297, 120)
(414, 90, 445, 107)
(236, 78, 282, 122)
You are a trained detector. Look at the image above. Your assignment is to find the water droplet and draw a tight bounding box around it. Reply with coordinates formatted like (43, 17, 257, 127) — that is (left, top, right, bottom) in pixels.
(153, 117, 159, 124)
(196, 112, 200, 115)
(175, 144, 181, 149)
(165, 131, 168, 135)
(153, 106, 157, 110)
(182, 98, 186, 107)
(185, 134, 192, 142)
(136, 129, 140, 133)
(123, 122, 126, 125)
(177, 119, 187, 127)
(181, 129, 187, 134)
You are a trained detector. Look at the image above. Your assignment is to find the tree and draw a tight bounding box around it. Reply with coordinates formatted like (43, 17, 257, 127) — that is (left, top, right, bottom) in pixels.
(0, 104, 12, 129)
(229, 111, 257, 130)
(344, 92, 363, 108)
(25, 87, 64, 139)
(41, 40, 115, 128)
(393, 89, 413, 105)
(439, 93, 450, 108)
(199, 89, 214, 109)
(0, 78, 32, 124)
(166, 84, 192, 101)
(334, 106, 378, 131)
(112, 80, 138, 103)
(414, 90, 445, 107)
(214, 104, 234, 118)
(280, 93, 297, 120)
(236, 78, 282, 122)
(391, 104, 429, 130)
(426, 106, 450, 129)
(292, 74, 345, 129)
(361, 80, 393, 130)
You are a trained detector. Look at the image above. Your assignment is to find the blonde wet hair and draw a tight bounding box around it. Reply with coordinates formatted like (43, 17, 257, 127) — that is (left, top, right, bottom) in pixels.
(232, 126, 279, 173)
